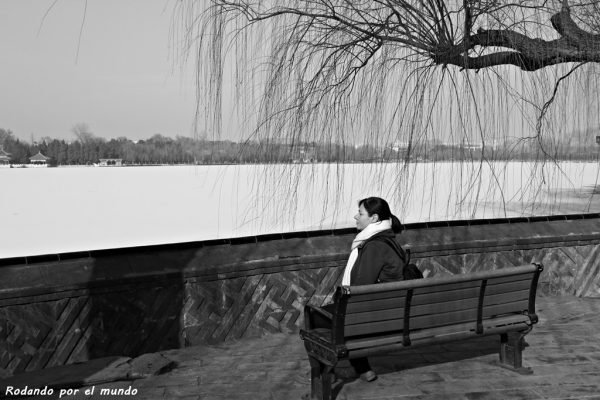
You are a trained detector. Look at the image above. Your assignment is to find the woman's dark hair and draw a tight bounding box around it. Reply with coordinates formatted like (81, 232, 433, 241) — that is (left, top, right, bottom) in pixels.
(358, 197, 403, 233)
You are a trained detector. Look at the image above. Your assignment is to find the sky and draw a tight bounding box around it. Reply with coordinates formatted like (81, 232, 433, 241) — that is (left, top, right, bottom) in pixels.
(0, 0, 197, 142)
(1, 1, 596, 147)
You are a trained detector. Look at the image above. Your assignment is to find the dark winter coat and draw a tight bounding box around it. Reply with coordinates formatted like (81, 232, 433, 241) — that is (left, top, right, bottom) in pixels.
(350, 229, 406, 285)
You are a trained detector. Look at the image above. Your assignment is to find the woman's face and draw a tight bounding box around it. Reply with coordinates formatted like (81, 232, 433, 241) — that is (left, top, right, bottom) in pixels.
(354, 204, 377, 231)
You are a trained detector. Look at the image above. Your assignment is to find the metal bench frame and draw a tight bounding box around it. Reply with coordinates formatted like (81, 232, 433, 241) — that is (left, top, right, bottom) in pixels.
(299, 263, 544, 400)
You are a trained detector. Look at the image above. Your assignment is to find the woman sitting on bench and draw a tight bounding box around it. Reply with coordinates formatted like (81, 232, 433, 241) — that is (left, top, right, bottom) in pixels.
(342, 196, 407, 382)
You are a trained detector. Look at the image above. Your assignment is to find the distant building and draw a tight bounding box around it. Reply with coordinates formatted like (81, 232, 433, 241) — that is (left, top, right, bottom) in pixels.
(0, 146, 11, 166)
(460, 142, 483, 151)
(390, 141, 411, 152)
(29, 151, 50, 166)
(293, 144, 317, 163)
(99, 158, 123, 167)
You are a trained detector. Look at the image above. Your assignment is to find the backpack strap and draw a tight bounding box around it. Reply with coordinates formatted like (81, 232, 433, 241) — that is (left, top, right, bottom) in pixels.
(368, 236, 408, 265)
(370, 236, 424, 280)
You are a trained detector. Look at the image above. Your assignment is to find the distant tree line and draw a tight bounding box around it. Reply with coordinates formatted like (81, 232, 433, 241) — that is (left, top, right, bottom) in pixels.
(0, 127, 375, 165)
(2, 127, 600, 166)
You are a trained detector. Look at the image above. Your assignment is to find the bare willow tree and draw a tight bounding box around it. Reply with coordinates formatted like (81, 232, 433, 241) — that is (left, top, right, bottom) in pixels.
(173, 0, 600, 223)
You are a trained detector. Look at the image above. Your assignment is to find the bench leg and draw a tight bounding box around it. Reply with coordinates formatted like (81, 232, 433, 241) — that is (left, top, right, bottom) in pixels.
(499, 332, 533, 375)
(308, 356, 335, 400)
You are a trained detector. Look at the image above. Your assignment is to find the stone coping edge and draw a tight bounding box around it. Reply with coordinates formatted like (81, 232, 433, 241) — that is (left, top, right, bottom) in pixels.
(1, 212, 599, 267)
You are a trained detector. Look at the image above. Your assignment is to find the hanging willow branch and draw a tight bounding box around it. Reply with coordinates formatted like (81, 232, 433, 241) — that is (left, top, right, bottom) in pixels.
(202, 1, 600, 71)
(172, 0, 600, 222)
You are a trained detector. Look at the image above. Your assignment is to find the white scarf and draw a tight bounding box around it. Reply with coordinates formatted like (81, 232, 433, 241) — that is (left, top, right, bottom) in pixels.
(341, 219, 392, 286)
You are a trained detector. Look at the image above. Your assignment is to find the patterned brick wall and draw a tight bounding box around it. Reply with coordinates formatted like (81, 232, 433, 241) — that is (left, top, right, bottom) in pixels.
(1, 216, 600, 376)
(178, 245, 600, 349)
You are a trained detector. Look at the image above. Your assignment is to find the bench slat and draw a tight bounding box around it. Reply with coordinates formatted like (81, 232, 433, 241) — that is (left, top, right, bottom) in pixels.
(346, 284, 482, 313)
(345, 318, 404, 336)
(412, 314, 532, 340)
(346, 289, 411, 303)
(412, 290, 530, 316)
(483, 289, 530, 306)
(412, 297, 479, 317)
(346, 295, 408, 313)
(411, 307, 478, 330)
(404, 279, 481, 295)
(408, 279, 530, 308)
(485, 279, 531, 295)
(345, 289, 531, 326)
(345, 272, 534, 307)
(346, 296, 481, 325)
(344, 283, 531, 316)
(346, 307, 477, 336)
(412, 279, 531, 304)
(345, 314, 532, 351)
(345, 294, 530, 333)
(483, 299, 529, 318)
(345, 308, 405, 325)
(411, 286, 480, 305)
(411, 294, 530, 330)
(347, 295, 532, 336)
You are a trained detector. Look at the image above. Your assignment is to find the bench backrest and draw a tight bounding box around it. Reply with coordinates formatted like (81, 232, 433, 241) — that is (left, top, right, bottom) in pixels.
(331, 264, 543, 343)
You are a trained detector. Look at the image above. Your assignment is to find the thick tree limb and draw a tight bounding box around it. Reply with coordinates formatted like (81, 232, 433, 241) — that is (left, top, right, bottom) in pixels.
(439, 5, 600, 71)
(210, 1, 600, 71)
(436, 27, 600, 70)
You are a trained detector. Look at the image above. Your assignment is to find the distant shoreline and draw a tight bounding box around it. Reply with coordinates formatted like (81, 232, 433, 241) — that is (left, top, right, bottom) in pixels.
(3, 158, 600, 169)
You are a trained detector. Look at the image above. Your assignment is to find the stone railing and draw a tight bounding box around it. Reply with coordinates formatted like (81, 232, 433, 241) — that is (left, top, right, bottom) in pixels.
(1, 214, 600, 376)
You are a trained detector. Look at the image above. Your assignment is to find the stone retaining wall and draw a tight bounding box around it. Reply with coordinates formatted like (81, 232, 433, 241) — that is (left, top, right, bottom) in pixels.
(1, 215, 600, 376)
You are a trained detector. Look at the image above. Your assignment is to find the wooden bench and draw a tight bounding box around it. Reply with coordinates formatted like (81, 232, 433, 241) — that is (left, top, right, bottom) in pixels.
(299, 263, 544, 400)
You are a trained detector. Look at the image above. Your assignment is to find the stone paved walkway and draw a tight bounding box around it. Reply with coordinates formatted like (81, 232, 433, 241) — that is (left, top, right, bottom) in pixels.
(2, 295, 600, 400)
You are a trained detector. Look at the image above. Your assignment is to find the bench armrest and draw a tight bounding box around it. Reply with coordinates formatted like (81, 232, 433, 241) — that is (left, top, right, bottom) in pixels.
(304, 304, 333, 330)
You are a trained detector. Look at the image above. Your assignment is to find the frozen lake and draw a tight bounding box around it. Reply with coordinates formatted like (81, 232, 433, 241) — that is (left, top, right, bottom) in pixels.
(2, 162, 600, 258)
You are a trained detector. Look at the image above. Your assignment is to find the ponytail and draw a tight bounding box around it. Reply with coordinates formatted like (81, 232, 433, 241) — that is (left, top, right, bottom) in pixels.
(391, 214, 403, 233)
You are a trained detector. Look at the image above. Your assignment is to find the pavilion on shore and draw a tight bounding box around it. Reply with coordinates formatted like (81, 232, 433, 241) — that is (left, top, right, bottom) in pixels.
(29, 151, 50, 165)
(0, 146, 11, 165)
(99, 158, 123, 167)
